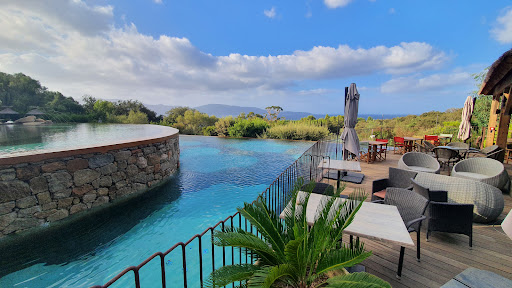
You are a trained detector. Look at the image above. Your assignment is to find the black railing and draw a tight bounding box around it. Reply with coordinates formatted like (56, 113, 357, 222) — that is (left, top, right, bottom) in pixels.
(90, 135, 343, 288)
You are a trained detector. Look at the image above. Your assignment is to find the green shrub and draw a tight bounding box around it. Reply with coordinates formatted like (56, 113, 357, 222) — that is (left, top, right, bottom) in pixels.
(228, 118, 269, 138)
(266, 123, 329, 140)
(215, 116, 234, 136)
(203, 125, 217, 136)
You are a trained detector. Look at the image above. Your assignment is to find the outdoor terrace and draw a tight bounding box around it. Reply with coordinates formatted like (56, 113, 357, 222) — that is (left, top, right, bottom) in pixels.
(322, 151, 512, 288)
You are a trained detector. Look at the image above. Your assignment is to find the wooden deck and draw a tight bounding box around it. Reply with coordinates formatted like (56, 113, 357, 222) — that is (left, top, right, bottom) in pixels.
(322, 152, 512, 287)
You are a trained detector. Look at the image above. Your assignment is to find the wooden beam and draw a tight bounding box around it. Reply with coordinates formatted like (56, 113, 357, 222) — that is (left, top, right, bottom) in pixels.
(496, 89, 512, 162)
(491, 70, 512, 96)
(485, 95, 500, 147)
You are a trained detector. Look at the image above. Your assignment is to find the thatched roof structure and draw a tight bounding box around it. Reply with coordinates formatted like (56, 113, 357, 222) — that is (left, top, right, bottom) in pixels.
(479, 48, 512, 95)
(26, 108, 45, 115)
(0, 107, 19, 115)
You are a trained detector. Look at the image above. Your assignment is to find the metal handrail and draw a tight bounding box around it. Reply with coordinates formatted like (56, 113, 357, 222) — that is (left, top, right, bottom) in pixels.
(90, 135, 340, 288)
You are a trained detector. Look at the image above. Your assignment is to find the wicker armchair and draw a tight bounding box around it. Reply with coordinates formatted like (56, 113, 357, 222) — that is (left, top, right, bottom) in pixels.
(371, 167, 418, 201)
(452, 157, 510, 193)
(398, 152, 440, 174)
(413, 172, 504, 223)
(471, 144, 503, 160)
(427, 202, 474, 248)
(433, 147, 461, 170)
(375, 187, 429, 264)
(447, 142, 470, 158)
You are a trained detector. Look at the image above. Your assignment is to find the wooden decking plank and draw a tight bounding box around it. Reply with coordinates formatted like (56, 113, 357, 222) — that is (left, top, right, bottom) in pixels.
(329, 152, 512, 287)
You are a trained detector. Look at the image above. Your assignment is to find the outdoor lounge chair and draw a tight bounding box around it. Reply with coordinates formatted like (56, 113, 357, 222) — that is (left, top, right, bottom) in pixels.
(374, 187, 429, 262)
(471, 144, 503, 160)
(447, 142, 470, 158)
(398, 152, 440, 174)
(427, 201, 474, 248)
(452, 157, 510, 193)
(424, 135, 440, 146)
(413, 172, 504, 223)
(371, 167, 418, 201)
(433, 147, 461, 170)
(393, 136, 405, 154)
(376, 138, 388, 160)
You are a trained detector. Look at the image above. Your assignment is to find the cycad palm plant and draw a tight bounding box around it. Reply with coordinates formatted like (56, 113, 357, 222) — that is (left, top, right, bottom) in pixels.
(206, 179, 390, 288)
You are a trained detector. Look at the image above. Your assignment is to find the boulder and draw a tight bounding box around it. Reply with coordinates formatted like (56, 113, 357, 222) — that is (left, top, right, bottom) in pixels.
(14, 116, 36, 123)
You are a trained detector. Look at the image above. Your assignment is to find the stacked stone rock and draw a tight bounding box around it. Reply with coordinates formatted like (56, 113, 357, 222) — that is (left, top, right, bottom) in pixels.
(0, 137, 179, 237)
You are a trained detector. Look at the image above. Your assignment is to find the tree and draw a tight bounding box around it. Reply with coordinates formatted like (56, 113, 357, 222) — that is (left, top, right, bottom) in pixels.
(207, 180, 390, 288)
(265, 105, 283, 121)
(163, 106, 193, 124)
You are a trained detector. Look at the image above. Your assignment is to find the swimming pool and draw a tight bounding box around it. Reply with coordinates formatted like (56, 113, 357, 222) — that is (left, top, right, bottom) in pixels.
(0, 123, 174, 156)
(0, 135, 312, 287)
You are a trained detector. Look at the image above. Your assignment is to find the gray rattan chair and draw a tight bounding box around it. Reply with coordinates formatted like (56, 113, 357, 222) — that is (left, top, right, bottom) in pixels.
(472, 145, 503, 160)
(413, 172, 504, 223)
(427, 202, 474, 248)
(415, 142, 434, 155)
(398, 152, 440, 174)
(433, 147, 461, 170)
(374, 187, 429, 278)
(447, 142, 470, 158)
(371, 167, 418, 201)
(452, 157, 510, 193)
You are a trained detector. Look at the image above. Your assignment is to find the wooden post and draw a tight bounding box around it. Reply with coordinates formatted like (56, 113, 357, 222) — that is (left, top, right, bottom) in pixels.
(485, 95, 500, 147)
(496, 91, 512, 162)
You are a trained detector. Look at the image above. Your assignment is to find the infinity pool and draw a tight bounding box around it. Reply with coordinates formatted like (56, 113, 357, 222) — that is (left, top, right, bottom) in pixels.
(0, 123, 171, 156)
(0, 135, 312, 287)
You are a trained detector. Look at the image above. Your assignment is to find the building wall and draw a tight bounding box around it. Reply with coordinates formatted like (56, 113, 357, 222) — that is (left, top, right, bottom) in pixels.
(0, 130, 179, 238)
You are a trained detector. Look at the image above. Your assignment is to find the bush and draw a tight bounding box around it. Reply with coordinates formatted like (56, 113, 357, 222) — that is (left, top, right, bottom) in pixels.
(203, 126, 217, 136)
(266, 123, 329, 141)
(228, 118, 269, 138)
(215, 116, 234, 136)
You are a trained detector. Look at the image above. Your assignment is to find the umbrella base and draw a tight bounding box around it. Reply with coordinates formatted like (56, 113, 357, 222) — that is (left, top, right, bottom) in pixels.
(322, 171, 365, 184)
(340, 172, 365, 184)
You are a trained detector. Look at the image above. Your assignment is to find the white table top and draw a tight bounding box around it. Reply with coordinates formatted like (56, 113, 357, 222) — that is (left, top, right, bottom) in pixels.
(317, 159, 361, 172)
(403, 137, 422, 141)
(280, 192, 415, 248)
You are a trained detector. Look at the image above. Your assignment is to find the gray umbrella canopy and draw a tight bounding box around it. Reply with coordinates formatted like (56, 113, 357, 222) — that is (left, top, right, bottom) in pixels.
(457, 96, 474, 141)
(341, 83, 360, 159)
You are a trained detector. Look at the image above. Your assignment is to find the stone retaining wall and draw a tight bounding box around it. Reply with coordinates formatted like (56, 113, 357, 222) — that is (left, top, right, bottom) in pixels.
(0, 130, 179, 238)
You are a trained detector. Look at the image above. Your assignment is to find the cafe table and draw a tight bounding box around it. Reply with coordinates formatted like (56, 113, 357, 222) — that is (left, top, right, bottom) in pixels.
(361, 140, 388, 163)
(317, 159, 362, 186)
(403, 137, 422, 152)
(280, 192, 415, 279)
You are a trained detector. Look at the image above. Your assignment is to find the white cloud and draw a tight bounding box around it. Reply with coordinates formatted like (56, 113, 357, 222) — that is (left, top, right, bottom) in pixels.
(380, 71, 472, 94)
(154, 0, 163, 3)
(324, 0, 352, 9)
(491, 7, 512, 43)
(0, 1, 450, 109)
(264, 7, 277, 19)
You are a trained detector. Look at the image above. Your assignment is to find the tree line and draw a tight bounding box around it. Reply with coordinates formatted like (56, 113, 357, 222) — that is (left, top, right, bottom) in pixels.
(0, 71, 491, 142)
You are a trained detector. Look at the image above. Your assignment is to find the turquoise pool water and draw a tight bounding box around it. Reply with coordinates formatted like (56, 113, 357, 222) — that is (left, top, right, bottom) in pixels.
(0, 135, 312, 287)
(0, 124, 172, 156)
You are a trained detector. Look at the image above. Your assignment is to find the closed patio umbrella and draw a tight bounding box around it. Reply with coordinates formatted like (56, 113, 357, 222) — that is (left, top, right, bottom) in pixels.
(457, 96, 474, 141)
(341, 83, 360, 159)
(339, 83, 364, 184)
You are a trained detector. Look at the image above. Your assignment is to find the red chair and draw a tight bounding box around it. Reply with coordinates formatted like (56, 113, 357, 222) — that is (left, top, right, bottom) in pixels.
(424, 135, 440, 146)
(376, 139, 388, 160)
(393, 137, 405, 154)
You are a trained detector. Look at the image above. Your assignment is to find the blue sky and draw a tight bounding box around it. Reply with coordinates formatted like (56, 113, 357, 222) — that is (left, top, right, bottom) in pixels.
(0, 1, 511, 115)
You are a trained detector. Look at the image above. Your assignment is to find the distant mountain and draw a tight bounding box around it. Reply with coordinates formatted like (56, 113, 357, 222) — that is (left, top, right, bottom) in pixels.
(193, 104, 327, 120)
(144, 103, 405, 120)
(144, 104, 175, 116)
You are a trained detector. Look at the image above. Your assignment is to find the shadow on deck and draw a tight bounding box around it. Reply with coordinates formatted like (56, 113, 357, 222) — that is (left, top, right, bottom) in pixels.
(322, 152, 512, 288)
